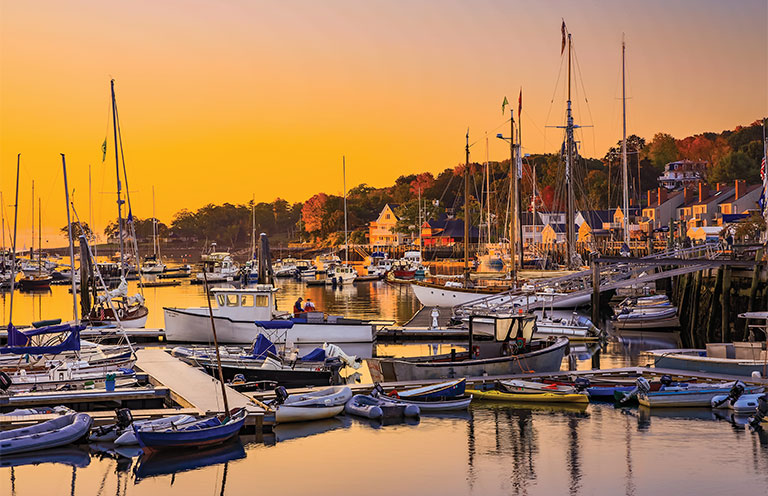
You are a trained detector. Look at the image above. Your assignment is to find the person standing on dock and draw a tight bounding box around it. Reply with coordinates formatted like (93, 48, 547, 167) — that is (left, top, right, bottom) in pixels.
(293, 297, 304, 316)
(304, 298, 316, 312)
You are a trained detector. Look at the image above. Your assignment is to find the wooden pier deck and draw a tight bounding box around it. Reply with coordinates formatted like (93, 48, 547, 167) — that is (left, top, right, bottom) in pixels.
(134, 348, 273, 428)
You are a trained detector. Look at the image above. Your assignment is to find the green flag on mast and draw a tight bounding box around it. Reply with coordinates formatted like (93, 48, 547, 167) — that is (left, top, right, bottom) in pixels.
(501, 96, 509, 115)
(101, 139, 107, 162)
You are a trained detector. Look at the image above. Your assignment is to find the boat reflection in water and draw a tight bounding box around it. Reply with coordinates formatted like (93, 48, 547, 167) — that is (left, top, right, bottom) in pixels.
(0, 445, 91, 468)
(133, 439, 246, 481)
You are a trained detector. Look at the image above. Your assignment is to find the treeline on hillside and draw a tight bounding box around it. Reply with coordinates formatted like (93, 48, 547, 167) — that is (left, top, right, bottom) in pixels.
(86, 119, 765, 247)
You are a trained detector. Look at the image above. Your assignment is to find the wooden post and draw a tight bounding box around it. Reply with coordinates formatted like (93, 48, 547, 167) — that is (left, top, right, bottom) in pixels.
(707, 267, 723, 344)
(688, 270, 701, 348)
(677, 273, 690, 345)
(721, 265, 732, 343)
(591, 258, 600, 325)
(747, 249, 762, 313)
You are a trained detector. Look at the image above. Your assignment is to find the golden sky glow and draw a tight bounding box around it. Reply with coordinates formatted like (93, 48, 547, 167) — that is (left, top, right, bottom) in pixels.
(1, 0, 766, 246)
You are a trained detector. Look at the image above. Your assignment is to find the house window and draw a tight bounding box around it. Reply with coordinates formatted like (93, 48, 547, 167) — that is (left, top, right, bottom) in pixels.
(386, 214, 390, 220)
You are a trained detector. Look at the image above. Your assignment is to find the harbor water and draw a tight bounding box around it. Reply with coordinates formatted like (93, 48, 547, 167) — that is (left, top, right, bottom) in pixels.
(1, 280, 766, 495)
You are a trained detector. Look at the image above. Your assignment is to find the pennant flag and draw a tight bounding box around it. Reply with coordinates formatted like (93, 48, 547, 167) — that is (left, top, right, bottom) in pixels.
(561, 21, 567, 54)
(518, 88, 522, 119)
(127, 209, 133, 223)
(761, 156, 765, 182)
(101, 139, 107, 162)
(501, 96, 509, 115)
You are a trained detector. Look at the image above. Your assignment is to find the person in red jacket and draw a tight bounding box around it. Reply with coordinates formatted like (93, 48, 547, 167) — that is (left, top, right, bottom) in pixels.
(293, 297, 304, 317)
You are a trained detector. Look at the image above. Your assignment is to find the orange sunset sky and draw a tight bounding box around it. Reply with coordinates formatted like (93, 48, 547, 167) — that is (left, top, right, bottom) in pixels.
(1, 0, 766, 248)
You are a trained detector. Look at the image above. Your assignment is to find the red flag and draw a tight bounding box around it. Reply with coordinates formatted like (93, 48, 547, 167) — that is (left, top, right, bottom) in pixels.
(761, 156, 766, 181)
(561, 21, 567, 54)
(518, 88, 522, 119)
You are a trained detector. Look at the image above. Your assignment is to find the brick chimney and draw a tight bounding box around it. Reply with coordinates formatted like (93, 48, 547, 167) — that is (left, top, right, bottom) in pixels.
(698, 182, 709, 203)
(684, 186, 694, 204)
(735, 180, 746, 200)
(657, 187, 667, 205)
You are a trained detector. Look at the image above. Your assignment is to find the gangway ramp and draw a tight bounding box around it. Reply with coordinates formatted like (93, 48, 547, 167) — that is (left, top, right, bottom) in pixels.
(135, 348, 273, 428)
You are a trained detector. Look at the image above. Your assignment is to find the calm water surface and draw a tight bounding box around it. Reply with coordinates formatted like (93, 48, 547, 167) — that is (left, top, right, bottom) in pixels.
(1, 279, 765, 495)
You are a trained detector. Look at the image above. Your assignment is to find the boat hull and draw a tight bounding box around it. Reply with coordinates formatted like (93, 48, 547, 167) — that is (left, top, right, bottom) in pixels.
(467, 389, 589, 403)
(134, 410, 245, 451)
(163, 307, 374, 344)
(0, 413, 93, 455)
(275, 404, 344, 423)
(644, 349, 768, 377)
(411, 282, 592, 309)
(373, 337, 568, 382)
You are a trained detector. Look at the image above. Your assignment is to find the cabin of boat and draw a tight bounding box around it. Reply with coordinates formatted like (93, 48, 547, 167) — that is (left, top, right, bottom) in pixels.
(163, 285, 375, 344)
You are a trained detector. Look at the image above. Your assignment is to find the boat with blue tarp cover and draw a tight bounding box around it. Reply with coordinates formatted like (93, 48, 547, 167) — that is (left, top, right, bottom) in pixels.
(133, 408, 247, 451)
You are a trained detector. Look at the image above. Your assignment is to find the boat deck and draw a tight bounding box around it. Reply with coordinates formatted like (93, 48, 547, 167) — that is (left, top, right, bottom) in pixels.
(134, 348, 273, 428)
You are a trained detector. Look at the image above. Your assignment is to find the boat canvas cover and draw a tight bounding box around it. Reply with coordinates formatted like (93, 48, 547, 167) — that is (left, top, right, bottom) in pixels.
(255, 320, 294, 329)
(1, 323, 82, 355)
(250, 334, 278, 359)
(299, 348, 326, 361)
(493, 317, 535, 342)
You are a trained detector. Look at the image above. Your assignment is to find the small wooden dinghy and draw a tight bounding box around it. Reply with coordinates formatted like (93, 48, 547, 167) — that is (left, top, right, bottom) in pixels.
(373, 383, 471, 411)
(639, 382, 764, 408)
(133, 408, 246, 451)
(499, 379, 578, 395)
(467, 388, 589, 404)
(345, 394, 420, 419)
(0, 413, 93, 455)
(393, 378, 466, 401)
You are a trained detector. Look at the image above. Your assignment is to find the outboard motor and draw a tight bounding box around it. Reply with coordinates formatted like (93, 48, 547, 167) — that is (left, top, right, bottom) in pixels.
(749, 394, 768, 431)
(574, 377, 590, 392)
(272, 386, 289, 406)
(371, 383, 385, 398)
(324, 357, 344, 385)
(115, 408, 133, 429)
(617, 377, 650, 405)
(660, 375, 673, 388)
(713, 381, 746, 408)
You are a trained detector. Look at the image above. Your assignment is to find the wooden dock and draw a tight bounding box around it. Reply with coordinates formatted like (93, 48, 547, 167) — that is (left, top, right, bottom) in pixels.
(0, 327, 166, 344)
(0, 387, 170, 408)
(134, 348, 273, 428)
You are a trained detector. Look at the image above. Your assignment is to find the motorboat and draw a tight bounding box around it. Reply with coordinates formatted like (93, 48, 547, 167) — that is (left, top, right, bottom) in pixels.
(196, 248, 239, 282)
(273, 258, 298, 278)
(82, 276, 149, 328)
(369, 315, 567, 381)
(141, 255, 166, 274)
(333, 265, 358, 283)
(163, 285, 375, 345)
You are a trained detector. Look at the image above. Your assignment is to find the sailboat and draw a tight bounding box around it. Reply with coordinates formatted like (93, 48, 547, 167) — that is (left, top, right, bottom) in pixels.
(82, 80, 149, 327)
(141, 187, 166, 274)
(19, 190, 52, 291)
(334, 156, 357, 283)
(410, 23, 593, 309)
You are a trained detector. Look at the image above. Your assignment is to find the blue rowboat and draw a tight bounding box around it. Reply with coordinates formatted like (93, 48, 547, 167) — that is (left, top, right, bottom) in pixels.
(133, 408, 246, 451)
(393, 378, 466, 401)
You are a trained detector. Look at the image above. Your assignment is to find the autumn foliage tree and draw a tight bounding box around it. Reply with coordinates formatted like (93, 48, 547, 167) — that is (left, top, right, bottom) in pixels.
(301, 193, 328, 234)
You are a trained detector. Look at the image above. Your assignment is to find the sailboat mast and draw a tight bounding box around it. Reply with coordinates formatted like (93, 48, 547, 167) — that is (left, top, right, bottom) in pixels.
(418, 185, 422, 258)
(343, 156, 348, 265)
(485, 134, 491, 243)
(509, 114, 518, 282)
(38, 198, 42, 274)
(516, 109, 524, 272)
(621, 38, 630, 247)
(762, 119, 768, 244)
(565, 32, 576, 267)
(464, 132, 471, 287)
(62, 154, 78, 324)
(9, 155, 20, 319)
(31, 180, 34, 263)
(111, 79, 125, 278)
(251, 194, 255, 260)
(152, 186, 158, 257)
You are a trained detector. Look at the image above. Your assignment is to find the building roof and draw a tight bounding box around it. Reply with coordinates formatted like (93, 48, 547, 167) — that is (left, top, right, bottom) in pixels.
(647, 190, 683, 208)
(579, 210, 614, 227)
(694, 187, 734, 206)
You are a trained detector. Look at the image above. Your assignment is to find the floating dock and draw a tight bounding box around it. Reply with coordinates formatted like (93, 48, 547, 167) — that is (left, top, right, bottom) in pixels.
(134, 348, 274, 429)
